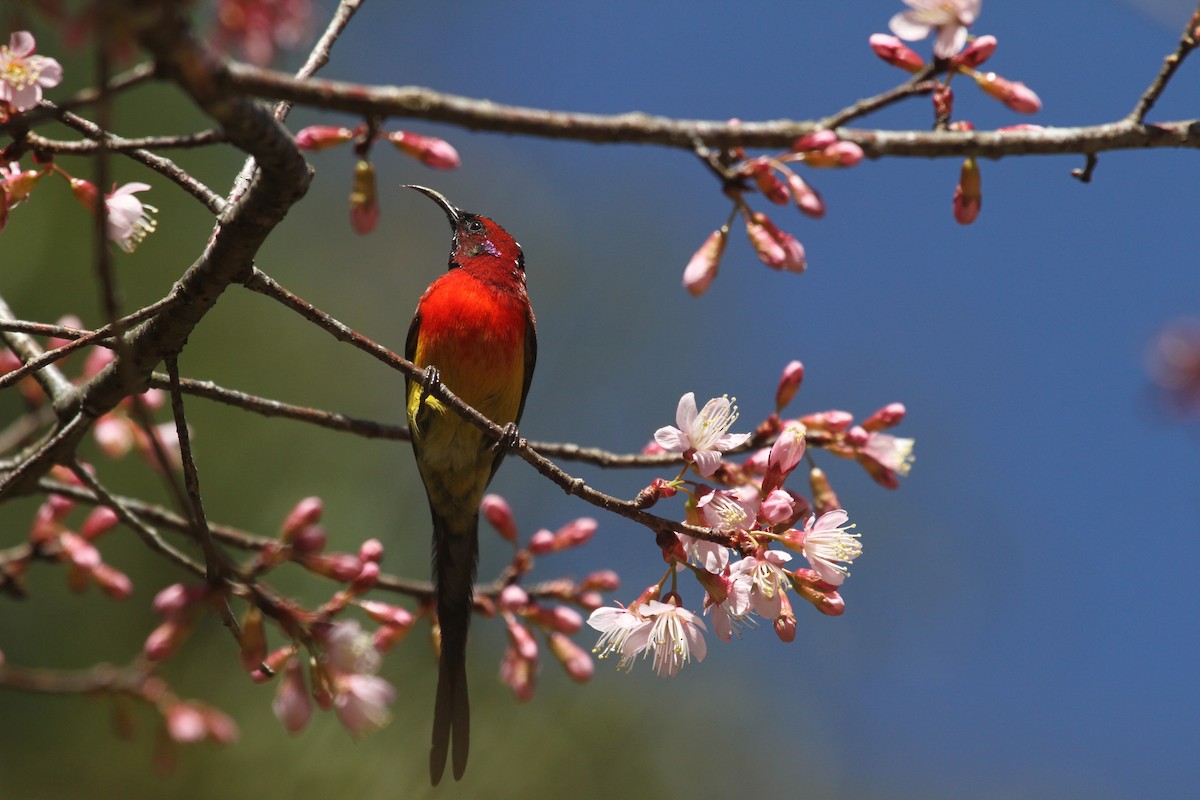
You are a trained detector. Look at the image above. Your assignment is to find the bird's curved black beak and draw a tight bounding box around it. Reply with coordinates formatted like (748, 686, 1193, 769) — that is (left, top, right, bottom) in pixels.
(402, 184, 460, 228)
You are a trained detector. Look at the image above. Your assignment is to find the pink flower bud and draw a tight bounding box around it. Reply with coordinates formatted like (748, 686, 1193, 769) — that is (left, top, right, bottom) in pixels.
(746, 158, 790, 204)
(746, 212, 805, 273)
(554, 517, 597, 551)
(533, 604, 583, 634)
(357, 538, 384, 563)
(498, 584, 529, 611)
(500, 647, 536, 702)
(294, 125, 355, 151)
(506, 617, 538, 661)
(91, 563, 133, 599)
(528, 529, 555, 554)
(547, 631, 594, 683)
(845, 425, 869, 447)
(791, 568, 846, 616)
(58, 531, 101, 571)
(166, 702, 208, 743)
(682, 227, 728, 297)
(953, 34, 996, 69)
(153, 583, 201, 618)
(809, 467, 841, 516)
(576, 591, 603, 610)
(775, 360, 805, 410)
(786, 173, 825, 218)
(975, 72, 1042, 114)
(773, 593, 797, 642)
(4, 168, 45, 205)
(953, 157, 982, 225)
(280, 497, 322, 542)
(804, 140, 865, 168)
(289, 523, 326, 555)
(349, 160, 379, 234)
(481, 494, 518, 543)
(791, 129, 839, 153)
(767, 423, 807, 476)
(202, 706, 239, 745)
(359, 599, 414, 629)
(300, 552, 362, 582)
(869, 33, 925, 73)
(759, 489, 795, 524)
(80, 506, 120, 540)
(144, 618, 190, 661)
(692, 567, 731, 605)
(350, 560, 380, 594)
(386, 131, 461, 169)
(580, 570, 620, 591)
(273, 659, 312, 734)
(800, 410, 854, 432)
(69, 177, 99, 211)
(862, 402, 906, 431)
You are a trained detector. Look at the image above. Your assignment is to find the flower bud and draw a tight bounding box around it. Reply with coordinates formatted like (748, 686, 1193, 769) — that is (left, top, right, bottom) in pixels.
(869, 33, 925, 73)
(975, 72, 1042, 114)
(506, 616, 538, 661)
(773, 593, 797, 642)
(498, 584, 529, 612)
(79, 506, 120, 541)
(526, 529, 553, 554)
(746, 158, 790, 204)
(553, 517, 596, 551)
(953, 34, 996, 69)
(746, 212, 805, 273)
(775, 360, 805, 410)
(273, 658, 312, 734)
(500, 647, 536, 702)
(348, 160, 379, 234)
(91, 563, 133, 599)
(791, 129, 839, 153)
(862, 402, 906, 432)
(280, 497, 322, 542)
(580, 569, 620, 592)
(481, 494, 518, 543)
(165, 702, 208, 743)
(357, 538, 384, 563)
(953, 157, 981, 225)
(547, 631, 594, 683)
(786, 173, 825, 219)
(809, 467, 841, 516)
(294, 125, 355, 151)
(682, 227, 727, 297)
(69, 177, 99, 211)
(386, 131, 461, 169)
(799, 410, 854, 432)
(759, 489, 795, 525)
(239, 606, 267, 673)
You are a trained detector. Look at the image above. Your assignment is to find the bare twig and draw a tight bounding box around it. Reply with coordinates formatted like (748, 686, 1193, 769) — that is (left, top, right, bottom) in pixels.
(1129, 3, 1200, 123)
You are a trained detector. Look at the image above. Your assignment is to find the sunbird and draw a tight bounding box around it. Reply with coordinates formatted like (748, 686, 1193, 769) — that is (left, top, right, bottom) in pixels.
(403, 185, 536, 784)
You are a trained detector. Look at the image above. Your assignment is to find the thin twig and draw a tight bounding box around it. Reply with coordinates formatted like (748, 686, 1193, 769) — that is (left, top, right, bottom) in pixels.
(1129, 3, 1200, 123)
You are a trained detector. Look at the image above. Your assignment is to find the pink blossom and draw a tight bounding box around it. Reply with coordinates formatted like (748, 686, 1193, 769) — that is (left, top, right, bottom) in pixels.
(104, 182, 158, 252)
(791, 509, 862, 586)
(759, 489, 795, 525)
(0, 32, 63, 112)
(273, 658, 312, 734)
(333, 673, 395, 736)
(500, 646, 537, 701)
(696, 486, 759, 533)
(889, 0, 981, 59)
(640, 600, 707, 677)
(587, 604, 653, 670)
(323, 620, 380, 674)
(858, 431, 915, 487)
(730, 550, 793, 619)
(654, 392, 751, 477)
(212, 0, 313, 66)
(704, 567, 752, 642)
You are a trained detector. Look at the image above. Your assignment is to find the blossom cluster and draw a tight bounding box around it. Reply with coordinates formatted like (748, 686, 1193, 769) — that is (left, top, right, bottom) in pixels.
(587, 361, 913, 677)
(1, 32, 158, 250)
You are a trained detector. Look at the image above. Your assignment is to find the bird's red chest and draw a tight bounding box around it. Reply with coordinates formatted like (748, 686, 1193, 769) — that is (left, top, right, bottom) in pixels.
(414, 271, 528, 411)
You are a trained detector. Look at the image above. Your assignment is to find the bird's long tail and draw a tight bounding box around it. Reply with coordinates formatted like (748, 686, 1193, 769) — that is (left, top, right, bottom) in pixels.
(429, 510, 476, 785)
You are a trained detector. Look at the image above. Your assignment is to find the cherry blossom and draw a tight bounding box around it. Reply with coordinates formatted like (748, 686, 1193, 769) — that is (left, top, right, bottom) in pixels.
(792, 509, 862, 586)
(639, 600, 707, 677)
(587, 604, 652, 671)
(0, 32, 63, 112)
(888, 0, 981, 59)
(730, 550, 793, 619)
(654, 392, 751, 477)
(104, 182, 158, 252)
(318, 620, 396, 737)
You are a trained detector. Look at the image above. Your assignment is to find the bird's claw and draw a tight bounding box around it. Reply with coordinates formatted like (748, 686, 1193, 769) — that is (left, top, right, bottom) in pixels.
(493, 422, 521, 454)
(419, 365, 441, 412)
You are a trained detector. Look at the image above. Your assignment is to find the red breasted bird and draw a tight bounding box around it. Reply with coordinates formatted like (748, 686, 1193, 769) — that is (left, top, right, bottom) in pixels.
(403, 185, 536, 784)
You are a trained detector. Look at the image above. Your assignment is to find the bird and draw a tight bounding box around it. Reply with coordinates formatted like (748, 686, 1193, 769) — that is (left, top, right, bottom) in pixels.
(403, 185, 537, 784)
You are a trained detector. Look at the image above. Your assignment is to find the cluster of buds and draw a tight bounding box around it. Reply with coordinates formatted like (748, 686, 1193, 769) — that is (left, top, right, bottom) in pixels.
(868, 3, 1043, 225)
(294, 123, 460, 235)
(589, 360, 913, 677)
(478, 494, 612, 700)
(683, 131, 863, 296)
(21, 478, 131, 599)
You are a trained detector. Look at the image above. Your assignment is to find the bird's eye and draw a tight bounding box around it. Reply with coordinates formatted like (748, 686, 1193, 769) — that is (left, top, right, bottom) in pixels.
(466, 218, 484, 234)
